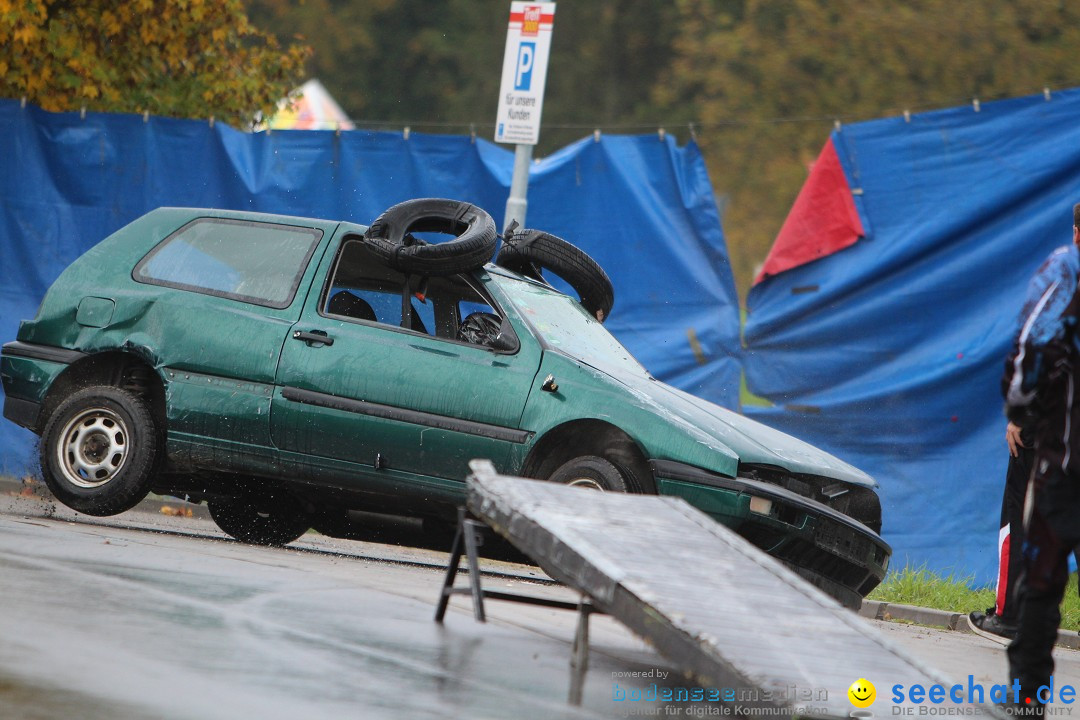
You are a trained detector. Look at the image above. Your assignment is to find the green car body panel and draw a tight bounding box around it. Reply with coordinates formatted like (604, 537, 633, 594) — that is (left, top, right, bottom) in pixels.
(2, 207, 890, 606)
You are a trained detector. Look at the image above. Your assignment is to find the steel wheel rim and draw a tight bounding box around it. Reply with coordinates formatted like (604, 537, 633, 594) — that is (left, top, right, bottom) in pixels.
(566, 477, 605, 491)
(56, 407, 130, 488)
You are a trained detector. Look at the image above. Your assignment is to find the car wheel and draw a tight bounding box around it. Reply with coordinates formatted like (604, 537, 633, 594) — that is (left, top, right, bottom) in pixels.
(310, 507, 353, 538)
(548, 456, 629, 492)
(39, 386, 159, 516)
(495, 229, 614, 322)
(208, 496, 310, 546)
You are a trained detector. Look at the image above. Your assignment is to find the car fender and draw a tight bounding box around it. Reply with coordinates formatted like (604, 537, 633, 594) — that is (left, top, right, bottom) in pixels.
(516, 352, 740, 478)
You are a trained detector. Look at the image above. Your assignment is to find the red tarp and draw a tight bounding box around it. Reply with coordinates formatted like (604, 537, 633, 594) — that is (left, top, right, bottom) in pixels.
(754, 137, 864, 284)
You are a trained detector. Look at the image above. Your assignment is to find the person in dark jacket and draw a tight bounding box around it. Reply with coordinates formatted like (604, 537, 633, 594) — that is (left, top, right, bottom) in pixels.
(1001, 203, 1080, 716)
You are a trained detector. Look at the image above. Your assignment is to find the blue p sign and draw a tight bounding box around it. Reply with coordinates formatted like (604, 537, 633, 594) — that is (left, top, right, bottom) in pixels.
(514, 42, 535, 91)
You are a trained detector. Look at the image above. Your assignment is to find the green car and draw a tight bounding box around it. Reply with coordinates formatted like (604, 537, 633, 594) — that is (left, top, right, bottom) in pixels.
(1, 205, 889, 608)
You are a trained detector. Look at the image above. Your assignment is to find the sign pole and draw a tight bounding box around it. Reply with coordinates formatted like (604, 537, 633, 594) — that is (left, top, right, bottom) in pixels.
(494, 2, 556, 234)
(505, 143, 534, 233)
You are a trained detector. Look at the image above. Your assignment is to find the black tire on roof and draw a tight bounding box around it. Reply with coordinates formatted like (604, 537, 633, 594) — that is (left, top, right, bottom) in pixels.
(363, 198, 498, 276)
(495, 229, 614, 322)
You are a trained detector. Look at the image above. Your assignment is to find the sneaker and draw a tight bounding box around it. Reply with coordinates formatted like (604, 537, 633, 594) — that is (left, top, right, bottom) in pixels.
(968, 608, 1017, 643)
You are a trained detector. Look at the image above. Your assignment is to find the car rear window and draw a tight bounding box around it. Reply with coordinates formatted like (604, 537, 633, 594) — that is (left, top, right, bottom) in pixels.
(133, 218, 322, 309)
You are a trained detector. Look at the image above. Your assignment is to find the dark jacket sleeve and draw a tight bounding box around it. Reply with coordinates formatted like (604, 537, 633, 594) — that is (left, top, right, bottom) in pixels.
(1002, 250, 1078, 421)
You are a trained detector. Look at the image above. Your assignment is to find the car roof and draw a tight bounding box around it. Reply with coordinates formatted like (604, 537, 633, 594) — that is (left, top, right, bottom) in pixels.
(153, 206, 362, 232)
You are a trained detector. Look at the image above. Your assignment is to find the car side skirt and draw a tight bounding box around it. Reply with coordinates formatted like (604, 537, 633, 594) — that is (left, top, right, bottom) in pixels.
(281, 387, 534, 444)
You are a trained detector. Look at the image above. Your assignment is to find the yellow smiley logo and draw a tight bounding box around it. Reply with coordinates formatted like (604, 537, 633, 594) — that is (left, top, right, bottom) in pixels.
(848, 678, 876, 708)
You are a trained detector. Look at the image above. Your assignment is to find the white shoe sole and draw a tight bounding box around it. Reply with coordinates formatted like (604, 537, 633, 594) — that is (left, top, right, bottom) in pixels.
(966, 614, 1013, 645)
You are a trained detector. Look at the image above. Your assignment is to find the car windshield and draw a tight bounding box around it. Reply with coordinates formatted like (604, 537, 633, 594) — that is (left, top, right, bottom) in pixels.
(495, 273, 650, 379)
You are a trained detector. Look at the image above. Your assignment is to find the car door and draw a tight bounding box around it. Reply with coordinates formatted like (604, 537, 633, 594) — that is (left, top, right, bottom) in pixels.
(127, 215, 332, 471)
(271, 233, 542, 492)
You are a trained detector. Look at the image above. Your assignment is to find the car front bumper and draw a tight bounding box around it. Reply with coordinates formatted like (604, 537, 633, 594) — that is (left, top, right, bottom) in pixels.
(650, 459, 890, 609)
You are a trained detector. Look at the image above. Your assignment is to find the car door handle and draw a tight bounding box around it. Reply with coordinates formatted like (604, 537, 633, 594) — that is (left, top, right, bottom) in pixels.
(292, 330, 334, 347)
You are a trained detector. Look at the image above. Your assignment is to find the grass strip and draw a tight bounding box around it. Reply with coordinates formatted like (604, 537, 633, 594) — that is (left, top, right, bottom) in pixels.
(869, 565, 1079, 632)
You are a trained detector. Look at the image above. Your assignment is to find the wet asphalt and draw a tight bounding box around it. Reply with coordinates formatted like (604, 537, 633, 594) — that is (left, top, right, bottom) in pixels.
(0, 491, 677, 719)
(1, 488, 1078, 719)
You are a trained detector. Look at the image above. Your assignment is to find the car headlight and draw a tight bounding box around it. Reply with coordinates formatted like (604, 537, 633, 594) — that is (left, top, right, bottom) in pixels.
(748, 496, 773, 516)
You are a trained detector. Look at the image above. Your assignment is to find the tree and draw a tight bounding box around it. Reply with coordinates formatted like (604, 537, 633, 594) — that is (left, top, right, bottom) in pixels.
(0, 0, 311, 129)
(248, 0, 677, 151)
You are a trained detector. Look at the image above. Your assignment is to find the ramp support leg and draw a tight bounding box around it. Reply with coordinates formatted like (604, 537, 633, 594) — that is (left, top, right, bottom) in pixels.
(434, 507, 604, 706)
(435, 507, 487, 623)
(568, 598, 595, 706)
(462, 515, 486, 622)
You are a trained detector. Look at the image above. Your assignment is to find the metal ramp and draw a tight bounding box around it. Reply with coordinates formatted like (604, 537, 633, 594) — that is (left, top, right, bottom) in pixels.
(452, 461, 1004, 719)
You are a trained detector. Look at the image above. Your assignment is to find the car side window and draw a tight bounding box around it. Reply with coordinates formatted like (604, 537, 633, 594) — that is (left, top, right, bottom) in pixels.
(322, 238, 506, 348)
(133, 218, 322, 309)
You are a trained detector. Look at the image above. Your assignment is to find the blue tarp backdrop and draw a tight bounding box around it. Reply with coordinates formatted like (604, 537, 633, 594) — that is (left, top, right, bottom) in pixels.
(0, 98, 740, 471)
(746, 87, 1080, 583)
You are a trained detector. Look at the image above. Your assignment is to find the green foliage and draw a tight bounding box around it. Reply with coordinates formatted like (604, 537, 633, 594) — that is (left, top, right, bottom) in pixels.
(0, 0, 311, 129)
(247, 0, 677, 149)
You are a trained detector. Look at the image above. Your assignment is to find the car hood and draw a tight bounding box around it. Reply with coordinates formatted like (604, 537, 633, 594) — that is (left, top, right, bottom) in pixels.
(604, 366, 877, 489)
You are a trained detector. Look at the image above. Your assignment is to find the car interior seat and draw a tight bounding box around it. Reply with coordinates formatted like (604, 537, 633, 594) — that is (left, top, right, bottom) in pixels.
(327, 290, 377, 322)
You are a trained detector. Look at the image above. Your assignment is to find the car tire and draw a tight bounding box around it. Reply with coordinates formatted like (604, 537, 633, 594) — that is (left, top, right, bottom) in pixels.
(208, 496, 310, 546)
(495, 229, 614, 321)
(39, 386, 160, 517)
(310, 507, 353, 539)
(548, 456, 629, 492)
(364, 198, 498, 276)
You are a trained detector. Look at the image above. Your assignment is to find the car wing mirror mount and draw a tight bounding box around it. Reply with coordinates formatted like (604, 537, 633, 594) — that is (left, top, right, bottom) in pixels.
(489, 317, 519, 353)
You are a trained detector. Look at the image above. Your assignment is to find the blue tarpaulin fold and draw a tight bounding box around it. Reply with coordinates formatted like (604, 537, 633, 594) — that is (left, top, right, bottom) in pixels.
(0, 99, 740, 473)
(745, 88, 1080, 583)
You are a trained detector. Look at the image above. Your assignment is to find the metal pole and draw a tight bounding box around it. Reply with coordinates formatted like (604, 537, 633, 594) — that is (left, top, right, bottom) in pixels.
(568, 598, 593, 706)
(504, 143, 534, 233)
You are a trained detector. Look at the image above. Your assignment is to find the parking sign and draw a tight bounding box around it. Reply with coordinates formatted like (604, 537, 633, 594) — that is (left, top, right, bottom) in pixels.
(495, 2, 555, 145)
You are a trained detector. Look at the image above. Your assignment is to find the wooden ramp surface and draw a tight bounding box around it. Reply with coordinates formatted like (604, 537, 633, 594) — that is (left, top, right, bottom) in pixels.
(466, 462, 1005, 719)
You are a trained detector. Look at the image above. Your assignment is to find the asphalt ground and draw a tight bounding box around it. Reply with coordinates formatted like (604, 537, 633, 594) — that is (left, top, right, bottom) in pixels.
(1, 478, 1078, 719)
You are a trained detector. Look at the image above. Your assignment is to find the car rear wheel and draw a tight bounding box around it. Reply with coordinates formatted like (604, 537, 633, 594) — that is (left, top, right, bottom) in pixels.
(39, 386, 159, 516)
(548, 456, 629, 492)
(208, 496, 310, 546)
(310, 507, 354, 539)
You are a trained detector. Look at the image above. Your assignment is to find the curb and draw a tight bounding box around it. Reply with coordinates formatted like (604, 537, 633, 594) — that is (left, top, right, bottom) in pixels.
(860, 599, 1080, 651)
(859, 600, 968, 632)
